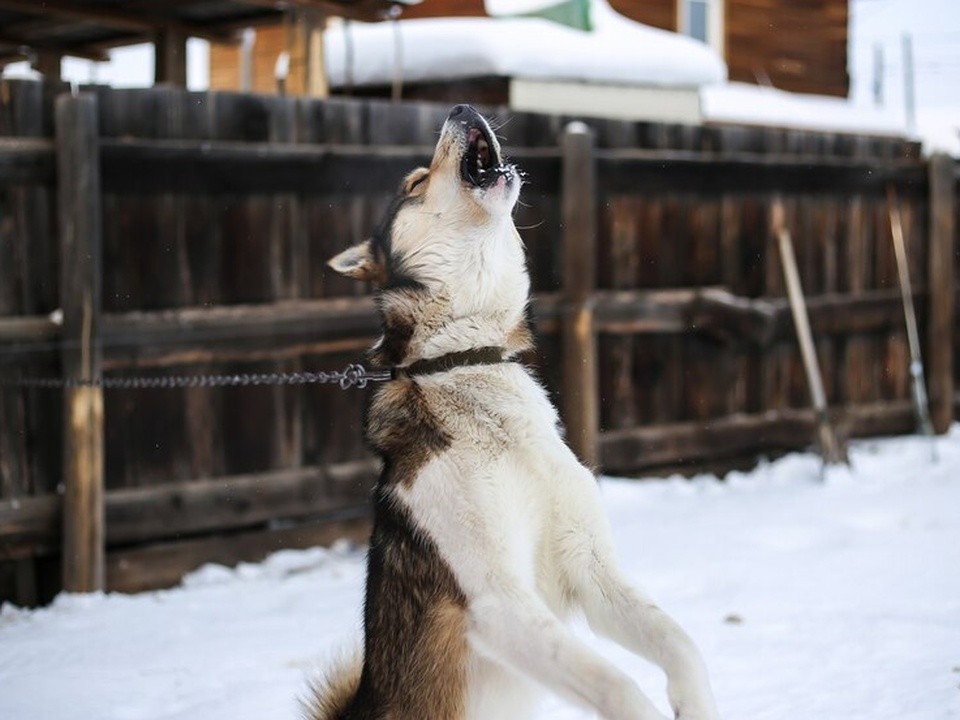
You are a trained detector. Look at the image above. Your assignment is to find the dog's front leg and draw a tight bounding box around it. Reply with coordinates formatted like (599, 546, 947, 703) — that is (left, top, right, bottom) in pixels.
(467, 581, 669, 720)
(577, 568, 720, 720)
(551, 452, 721, 720)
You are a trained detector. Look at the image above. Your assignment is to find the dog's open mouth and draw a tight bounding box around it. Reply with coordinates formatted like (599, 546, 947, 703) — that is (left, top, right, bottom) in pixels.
(461, 124, 506, 189)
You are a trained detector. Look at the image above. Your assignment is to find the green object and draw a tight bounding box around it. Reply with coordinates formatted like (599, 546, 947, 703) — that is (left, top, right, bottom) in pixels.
(515, 0, 593, 31)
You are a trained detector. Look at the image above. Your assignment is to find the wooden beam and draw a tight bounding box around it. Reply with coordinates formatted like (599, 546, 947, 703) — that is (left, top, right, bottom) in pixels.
(93, 139, 930, 197)
(233, 0, 395, 23)
(927, 154, 955, 433)
(0, 288, 929, 369)
(0, 137, 55, 185)
(0, 33, 110, 63)
(0, 459, 378, 558)
(595, 149, 929, 197)
(600, 402, 916, 474)
(106, 511, 372, 594)
(560, 122, 599, 468)
(56, 93, 105, 593)
(106, 459, 376, 545)
(0, 0, 239, 44)
(99, 139, 435, 195)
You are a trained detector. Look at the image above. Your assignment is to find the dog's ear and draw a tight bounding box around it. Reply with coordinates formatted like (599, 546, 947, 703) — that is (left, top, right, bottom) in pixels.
(327, 239, 385, 283)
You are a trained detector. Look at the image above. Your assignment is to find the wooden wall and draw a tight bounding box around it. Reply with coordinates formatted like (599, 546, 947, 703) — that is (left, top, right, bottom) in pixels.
(1, 81, 951, 605)
(725, 0, 849, 97)
(609, 0, 676, 32)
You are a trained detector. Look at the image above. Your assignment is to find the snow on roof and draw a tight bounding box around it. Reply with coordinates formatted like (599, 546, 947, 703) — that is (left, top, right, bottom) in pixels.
(323, 0, 727, 90)
(701, 82, 908, 138)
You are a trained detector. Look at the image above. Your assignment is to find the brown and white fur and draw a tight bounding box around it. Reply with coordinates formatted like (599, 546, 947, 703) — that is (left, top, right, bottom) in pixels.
(308, 105, 720, 720)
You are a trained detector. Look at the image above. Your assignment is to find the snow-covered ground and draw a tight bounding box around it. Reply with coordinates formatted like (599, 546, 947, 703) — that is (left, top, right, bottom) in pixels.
(2, 429, 959, 720)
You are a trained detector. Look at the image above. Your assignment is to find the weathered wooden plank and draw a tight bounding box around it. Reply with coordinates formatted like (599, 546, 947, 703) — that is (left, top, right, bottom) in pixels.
(106, 512, 372, 594)
(56, 92, 105, 592)
(95, 140, 928, 197)
(0, 459, 378, 555)
(0, 137, 55, 184)
(560, 122, 599, 467)
(601, 401, 915, 473)
(927, 154, 955, 433)
(1, 288, 935, 370)
(772, 198, 847, 464)
(0, 494, 60, 559)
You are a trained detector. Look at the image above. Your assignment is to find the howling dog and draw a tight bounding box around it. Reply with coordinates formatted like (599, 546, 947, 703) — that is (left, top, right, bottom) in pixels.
(310, 105, 720, 720)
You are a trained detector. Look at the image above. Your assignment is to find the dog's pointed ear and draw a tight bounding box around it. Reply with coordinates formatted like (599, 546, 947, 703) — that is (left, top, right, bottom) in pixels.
(327, 239, 384, 282)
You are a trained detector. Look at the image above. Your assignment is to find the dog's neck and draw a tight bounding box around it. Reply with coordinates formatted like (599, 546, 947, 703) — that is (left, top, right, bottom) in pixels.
(370, 285, 533, 369)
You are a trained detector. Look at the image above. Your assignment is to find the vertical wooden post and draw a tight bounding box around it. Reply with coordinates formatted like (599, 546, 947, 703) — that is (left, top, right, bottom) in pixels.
(56, 93, 105, 593)
(32, 51, 63, 80)
(561, 122, 599, 468)
(155, 29, 188, 87)
(927, 154, 955, 433)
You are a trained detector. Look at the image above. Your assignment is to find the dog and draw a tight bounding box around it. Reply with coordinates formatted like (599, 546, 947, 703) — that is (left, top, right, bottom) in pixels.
(308, 105, 720, 720)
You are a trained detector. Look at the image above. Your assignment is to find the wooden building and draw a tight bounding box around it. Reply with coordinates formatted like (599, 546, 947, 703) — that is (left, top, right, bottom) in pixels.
(209, 0, 850, 100)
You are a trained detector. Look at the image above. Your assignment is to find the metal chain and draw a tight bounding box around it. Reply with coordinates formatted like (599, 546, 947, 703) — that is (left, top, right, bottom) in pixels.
(0, 363, 392, 391)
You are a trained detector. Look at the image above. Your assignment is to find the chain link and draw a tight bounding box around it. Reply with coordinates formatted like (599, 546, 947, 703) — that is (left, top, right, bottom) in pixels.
(0, 363, 392, 391)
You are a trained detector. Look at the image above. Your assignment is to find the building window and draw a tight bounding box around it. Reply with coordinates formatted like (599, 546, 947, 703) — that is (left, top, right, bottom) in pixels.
(686, 0, 708, 42)
(680, 0, 723, 54)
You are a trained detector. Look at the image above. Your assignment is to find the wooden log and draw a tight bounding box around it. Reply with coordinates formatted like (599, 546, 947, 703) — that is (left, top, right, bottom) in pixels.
(600, 401, 916, 474)
(56, 93, 105, 593)
(927, 154, 955, 433)
(560, 122, 599, 467)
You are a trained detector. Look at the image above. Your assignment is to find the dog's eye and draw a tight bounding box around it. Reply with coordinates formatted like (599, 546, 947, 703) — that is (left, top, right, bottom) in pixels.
(409, 175, 427, 192)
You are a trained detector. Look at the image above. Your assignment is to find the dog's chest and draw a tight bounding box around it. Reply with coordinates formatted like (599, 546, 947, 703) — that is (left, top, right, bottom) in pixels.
(389, 365, 575, 607)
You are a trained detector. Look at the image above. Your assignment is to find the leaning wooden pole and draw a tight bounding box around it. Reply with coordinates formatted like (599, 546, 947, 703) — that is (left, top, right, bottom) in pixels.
(57, 93, 105, 592)
(927, 154, 955, 434)
(771, 199, 848, 467)
(886, 185, 936, 446)
(560, 122, 599, 468)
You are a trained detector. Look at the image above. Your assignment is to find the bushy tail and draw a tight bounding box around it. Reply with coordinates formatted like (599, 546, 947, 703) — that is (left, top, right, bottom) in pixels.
(302, 651, 363, 720)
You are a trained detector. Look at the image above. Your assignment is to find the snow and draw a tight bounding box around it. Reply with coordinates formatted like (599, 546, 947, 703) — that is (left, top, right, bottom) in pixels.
(2, 429, 959, 720)
(701, 82, 908, 137)
(323, 0, 726, 90)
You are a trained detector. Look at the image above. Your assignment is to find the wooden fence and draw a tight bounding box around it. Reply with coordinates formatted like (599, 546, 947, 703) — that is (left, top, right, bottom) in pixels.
(0, 81, 956, 604)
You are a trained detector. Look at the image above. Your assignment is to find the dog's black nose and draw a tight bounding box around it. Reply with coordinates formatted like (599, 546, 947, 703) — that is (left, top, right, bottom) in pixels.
(448, 104, 474, 120)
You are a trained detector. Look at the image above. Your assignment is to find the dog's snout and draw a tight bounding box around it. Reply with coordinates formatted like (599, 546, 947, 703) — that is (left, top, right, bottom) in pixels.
(448, 104, 476, 121)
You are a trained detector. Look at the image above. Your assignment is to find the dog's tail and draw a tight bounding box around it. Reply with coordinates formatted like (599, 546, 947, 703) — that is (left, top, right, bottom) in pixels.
(302, 650, 363, 720)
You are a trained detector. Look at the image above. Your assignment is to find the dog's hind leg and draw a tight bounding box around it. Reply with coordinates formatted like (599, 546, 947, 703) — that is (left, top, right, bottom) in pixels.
(467, 582, 669, 720)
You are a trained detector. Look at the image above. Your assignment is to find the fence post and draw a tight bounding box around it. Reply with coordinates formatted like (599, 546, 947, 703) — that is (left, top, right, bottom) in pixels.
(560, 122, 599, 468)
(56, 93, 105, 592)
(927, 154, 955, 434)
